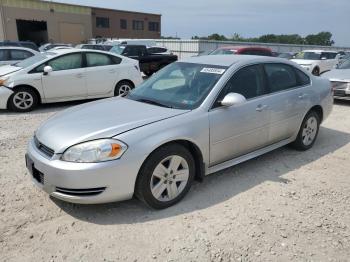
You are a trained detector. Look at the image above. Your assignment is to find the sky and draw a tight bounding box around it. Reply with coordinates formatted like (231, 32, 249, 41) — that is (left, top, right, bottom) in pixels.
(55, 0, 350, 47)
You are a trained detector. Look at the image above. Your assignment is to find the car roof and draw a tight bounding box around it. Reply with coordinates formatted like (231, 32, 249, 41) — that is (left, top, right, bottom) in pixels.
(303, 50, 338, 53)
(181, 55, 288, 67)
(48, 48, 120, 56)
(0, 46, 37, 52)
(217, 45, 271, 51)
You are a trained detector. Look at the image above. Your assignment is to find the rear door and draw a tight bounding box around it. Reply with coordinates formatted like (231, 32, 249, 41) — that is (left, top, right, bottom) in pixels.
(209, 64, 270, 166)
(40, 52, 86, 101)
(262, 63, 310, 144)
(84, 52, 122, 97)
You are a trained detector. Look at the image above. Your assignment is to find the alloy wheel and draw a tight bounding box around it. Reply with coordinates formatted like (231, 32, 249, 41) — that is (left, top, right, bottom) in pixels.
(150, 155, 190, 202)
(118, 84, 132, 96)
(302, 116, 318, 146)
(13, 91, 34, 110)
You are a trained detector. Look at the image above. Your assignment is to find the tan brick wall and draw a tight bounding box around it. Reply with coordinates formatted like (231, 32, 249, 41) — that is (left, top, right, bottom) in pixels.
(92, 8, 161, 39)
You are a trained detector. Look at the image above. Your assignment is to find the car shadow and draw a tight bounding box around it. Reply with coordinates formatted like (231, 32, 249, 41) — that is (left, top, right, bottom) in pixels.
(53, 126, 350, 225)
(334, 99, 350, 106)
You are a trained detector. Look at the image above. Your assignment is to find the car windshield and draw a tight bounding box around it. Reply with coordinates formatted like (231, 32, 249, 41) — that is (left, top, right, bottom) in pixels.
(337, 59, 350, 69)
(110, 45, 125, 55)
(13, 53, 53, 68)
(295, 52, 321, 60)
(127, 62, 227, 110)
(210, 49, 236, 55)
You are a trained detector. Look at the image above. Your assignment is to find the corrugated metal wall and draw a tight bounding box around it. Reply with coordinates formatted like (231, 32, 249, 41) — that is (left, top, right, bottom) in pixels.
(156, 39, 350, 59)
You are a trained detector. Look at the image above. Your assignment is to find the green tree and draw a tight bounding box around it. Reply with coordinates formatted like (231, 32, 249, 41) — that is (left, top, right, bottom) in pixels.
(305, 32, 334, 46)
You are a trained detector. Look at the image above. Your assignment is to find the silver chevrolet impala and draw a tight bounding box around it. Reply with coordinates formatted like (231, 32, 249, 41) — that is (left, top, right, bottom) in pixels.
(26, 55, 333, 209)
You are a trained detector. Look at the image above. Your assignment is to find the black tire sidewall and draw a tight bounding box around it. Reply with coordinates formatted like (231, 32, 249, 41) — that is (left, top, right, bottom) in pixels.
(293, 111, 320, 151)
(312, 67, 320, 76)
(136, 144, 195, 209)
(9, 88, 38, 112)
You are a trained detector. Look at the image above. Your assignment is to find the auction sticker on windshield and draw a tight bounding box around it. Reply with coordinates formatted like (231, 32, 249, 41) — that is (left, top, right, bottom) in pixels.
(200, 68, 226, 74)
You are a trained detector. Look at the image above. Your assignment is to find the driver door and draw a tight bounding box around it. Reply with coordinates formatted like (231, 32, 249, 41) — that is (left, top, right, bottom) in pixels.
(41, 53, 86, 101)
(208, 64, 270, 166)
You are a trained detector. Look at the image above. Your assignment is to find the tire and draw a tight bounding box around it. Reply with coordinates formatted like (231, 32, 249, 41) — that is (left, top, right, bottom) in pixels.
(8, 87, 38, 112)
(135, 144, 195, 209)
(290, 111, 320, 151)
(312, 67, 320, 76)
(114, 81, 134, 97)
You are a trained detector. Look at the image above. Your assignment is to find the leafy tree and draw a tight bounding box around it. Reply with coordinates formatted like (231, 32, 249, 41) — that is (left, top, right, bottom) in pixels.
(305, 32, 334, 46)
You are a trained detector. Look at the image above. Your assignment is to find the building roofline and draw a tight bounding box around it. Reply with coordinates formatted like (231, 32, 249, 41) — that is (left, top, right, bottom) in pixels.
(42, 0, 161, 16)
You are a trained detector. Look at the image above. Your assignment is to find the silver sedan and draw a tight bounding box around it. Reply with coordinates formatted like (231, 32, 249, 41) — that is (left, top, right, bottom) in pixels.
(26, 55, 333, 209)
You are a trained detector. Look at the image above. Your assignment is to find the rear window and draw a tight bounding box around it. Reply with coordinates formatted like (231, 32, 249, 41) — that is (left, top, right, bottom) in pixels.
(295, 69, 310, 86)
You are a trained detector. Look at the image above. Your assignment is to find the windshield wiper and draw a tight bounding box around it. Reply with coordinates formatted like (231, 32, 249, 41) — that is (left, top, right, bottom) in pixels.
(136, 98, 173, 108)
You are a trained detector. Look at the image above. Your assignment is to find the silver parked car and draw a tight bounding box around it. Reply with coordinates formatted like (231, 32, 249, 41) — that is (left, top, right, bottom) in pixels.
(26, 55, 333, 209)
(322, 59, 350, 100)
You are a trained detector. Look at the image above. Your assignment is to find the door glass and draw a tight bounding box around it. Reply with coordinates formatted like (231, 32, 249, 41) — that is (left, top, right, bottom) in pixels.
(264, 63, 298, 93)
(48, 53, 83, 71)
(10, 50, 33, 60)
(86, 53, 113, 67)
(0, 50, 7, 60)
(215, 64, 266, 105)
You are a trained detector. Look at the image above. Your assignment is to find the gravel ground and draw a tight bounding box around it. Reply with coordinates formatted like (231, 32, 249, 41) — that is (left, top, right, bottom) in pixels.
(0, 100, 350, 262)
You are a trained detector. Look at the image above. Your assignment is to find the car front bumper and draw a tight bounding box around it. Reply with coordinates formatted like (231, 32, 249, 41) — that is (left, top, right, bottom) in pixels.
(26, 138, 144, 204)
(0, 86, 13, 109)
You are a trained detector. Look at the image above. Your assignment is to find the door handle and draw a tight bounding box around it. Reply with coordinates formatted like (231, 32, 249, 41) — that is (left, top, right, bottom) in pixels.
(256, 104, 268, 112)
(108, 69, 116, 74)
(298, 94, 307, 99)
(75, 73, 84, 78)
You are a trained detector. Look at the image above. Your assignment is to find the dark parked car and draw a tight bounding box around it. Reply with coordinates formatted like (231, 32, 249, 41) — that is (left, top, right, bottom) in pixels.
(210, 46, 273, 57)
(278, 52, 297, 60)
(111, 45, 178, 76)
(0, 41, 39, 51)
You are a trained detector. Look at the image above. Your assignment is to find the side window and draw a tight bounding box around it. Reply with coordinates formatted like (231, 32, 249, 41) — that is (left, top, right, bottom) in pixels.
(326, 52, 337, 59)
(295, 68, 311, 86)
(86, 53, 113, 67)
(215, 64, 267, 105)
(264, 63, 298, 93)
(125, 47, 139, 56)
(10, 50, 33, 60)
(47, 53, 83, 71)
(0, 50, 8, 60)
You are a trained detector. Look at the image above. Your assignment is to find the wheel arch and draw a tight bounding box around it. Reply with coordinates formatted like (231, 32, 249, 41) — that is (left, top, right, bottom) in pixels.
(7, 84, 42, 108)
(308, 105, 323, 123)
(136, 139, 205, 186)
(115, 79, 135, 89)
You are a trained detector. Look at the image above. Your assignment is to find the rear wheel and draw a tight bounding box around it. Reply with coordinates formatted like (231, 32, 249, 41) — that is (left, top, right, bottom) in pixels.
(114, 81, 134, 97)
(8, 87, 38, 112)
(291, 111, 320, 151)
(135, 144, 195, 209)
(312, 67, 320, 76)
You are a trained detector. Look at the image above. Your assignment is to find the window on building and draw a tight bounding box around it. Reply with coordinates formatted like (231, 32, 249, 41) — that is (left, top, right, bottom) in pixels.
(148, 22, 159, 32)
(96, 17, 110, 28)
(132, 20, 144, 30)
(120, 19, 127, 30)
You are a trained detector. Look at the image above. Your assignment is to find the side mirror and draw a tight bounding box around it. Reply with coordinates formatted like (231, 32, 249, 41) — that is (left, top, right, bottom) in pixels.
(221, 93, 246, 107)
(43, 65, 53, 75)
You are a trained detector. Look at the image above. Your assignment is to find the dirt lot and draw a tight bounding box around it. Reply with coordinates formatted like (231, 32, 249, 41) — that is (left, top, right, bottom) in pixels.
(0, 101, 350, 262)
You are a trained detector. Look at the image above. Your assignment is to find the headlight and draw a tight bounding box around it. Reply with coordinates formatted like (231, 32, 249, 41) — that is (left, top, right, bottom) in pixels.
(61, 139, 128, 163)
(0, 77, 9, 86)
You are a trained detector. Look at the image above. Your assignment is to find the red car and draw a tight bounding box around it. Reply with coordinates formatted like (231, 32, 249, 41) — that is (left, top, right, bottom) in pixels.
(210, 46, 273, 56)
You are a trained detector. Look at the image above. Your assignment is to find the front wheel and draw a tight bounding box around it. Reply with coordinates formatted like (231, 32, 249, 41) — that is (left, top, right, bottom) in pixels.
(135, 144, 195, 209)
(291, 111, 320, 151)
(312, 67, 320, 76)
(8, 87, 38, 112)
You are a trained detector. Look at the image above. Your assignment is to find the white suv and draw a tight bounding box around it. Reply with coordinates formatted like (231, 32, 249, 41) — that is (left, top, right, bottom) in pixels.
(291, 50, 339, 76)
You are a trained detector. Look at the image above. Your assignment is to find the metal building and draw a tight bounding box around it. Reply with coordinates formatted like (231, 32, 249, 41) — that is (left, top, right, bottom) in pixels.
(0, 0, 161, 45)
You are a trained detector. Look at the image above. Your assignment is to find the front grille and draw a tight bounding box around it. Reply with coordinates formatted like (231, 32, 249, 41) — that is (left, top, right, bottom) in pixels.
(55, 187, 106, 197)
(332, 81, 348, 90)
(32, 167, 44, 185)
(334, 90, 346, 97)
(34, 136, 55, 158)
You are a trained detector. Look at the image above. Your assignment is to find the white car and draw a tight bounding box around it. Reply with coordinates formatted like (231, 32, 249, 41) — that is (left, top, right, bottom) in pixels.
(0, 47, 38, 66)
(0, 49, 143, 112)
(291, 50, 339, 76)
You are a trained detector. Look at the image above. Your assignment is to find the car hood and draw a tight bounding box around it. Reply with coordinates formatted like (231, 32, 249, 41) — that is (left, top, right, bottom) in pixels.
(321, 69, 350, 81)
(0, 65, 22, 77)
(35, 97, 189, 153)
(291, 59, 317, 65)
